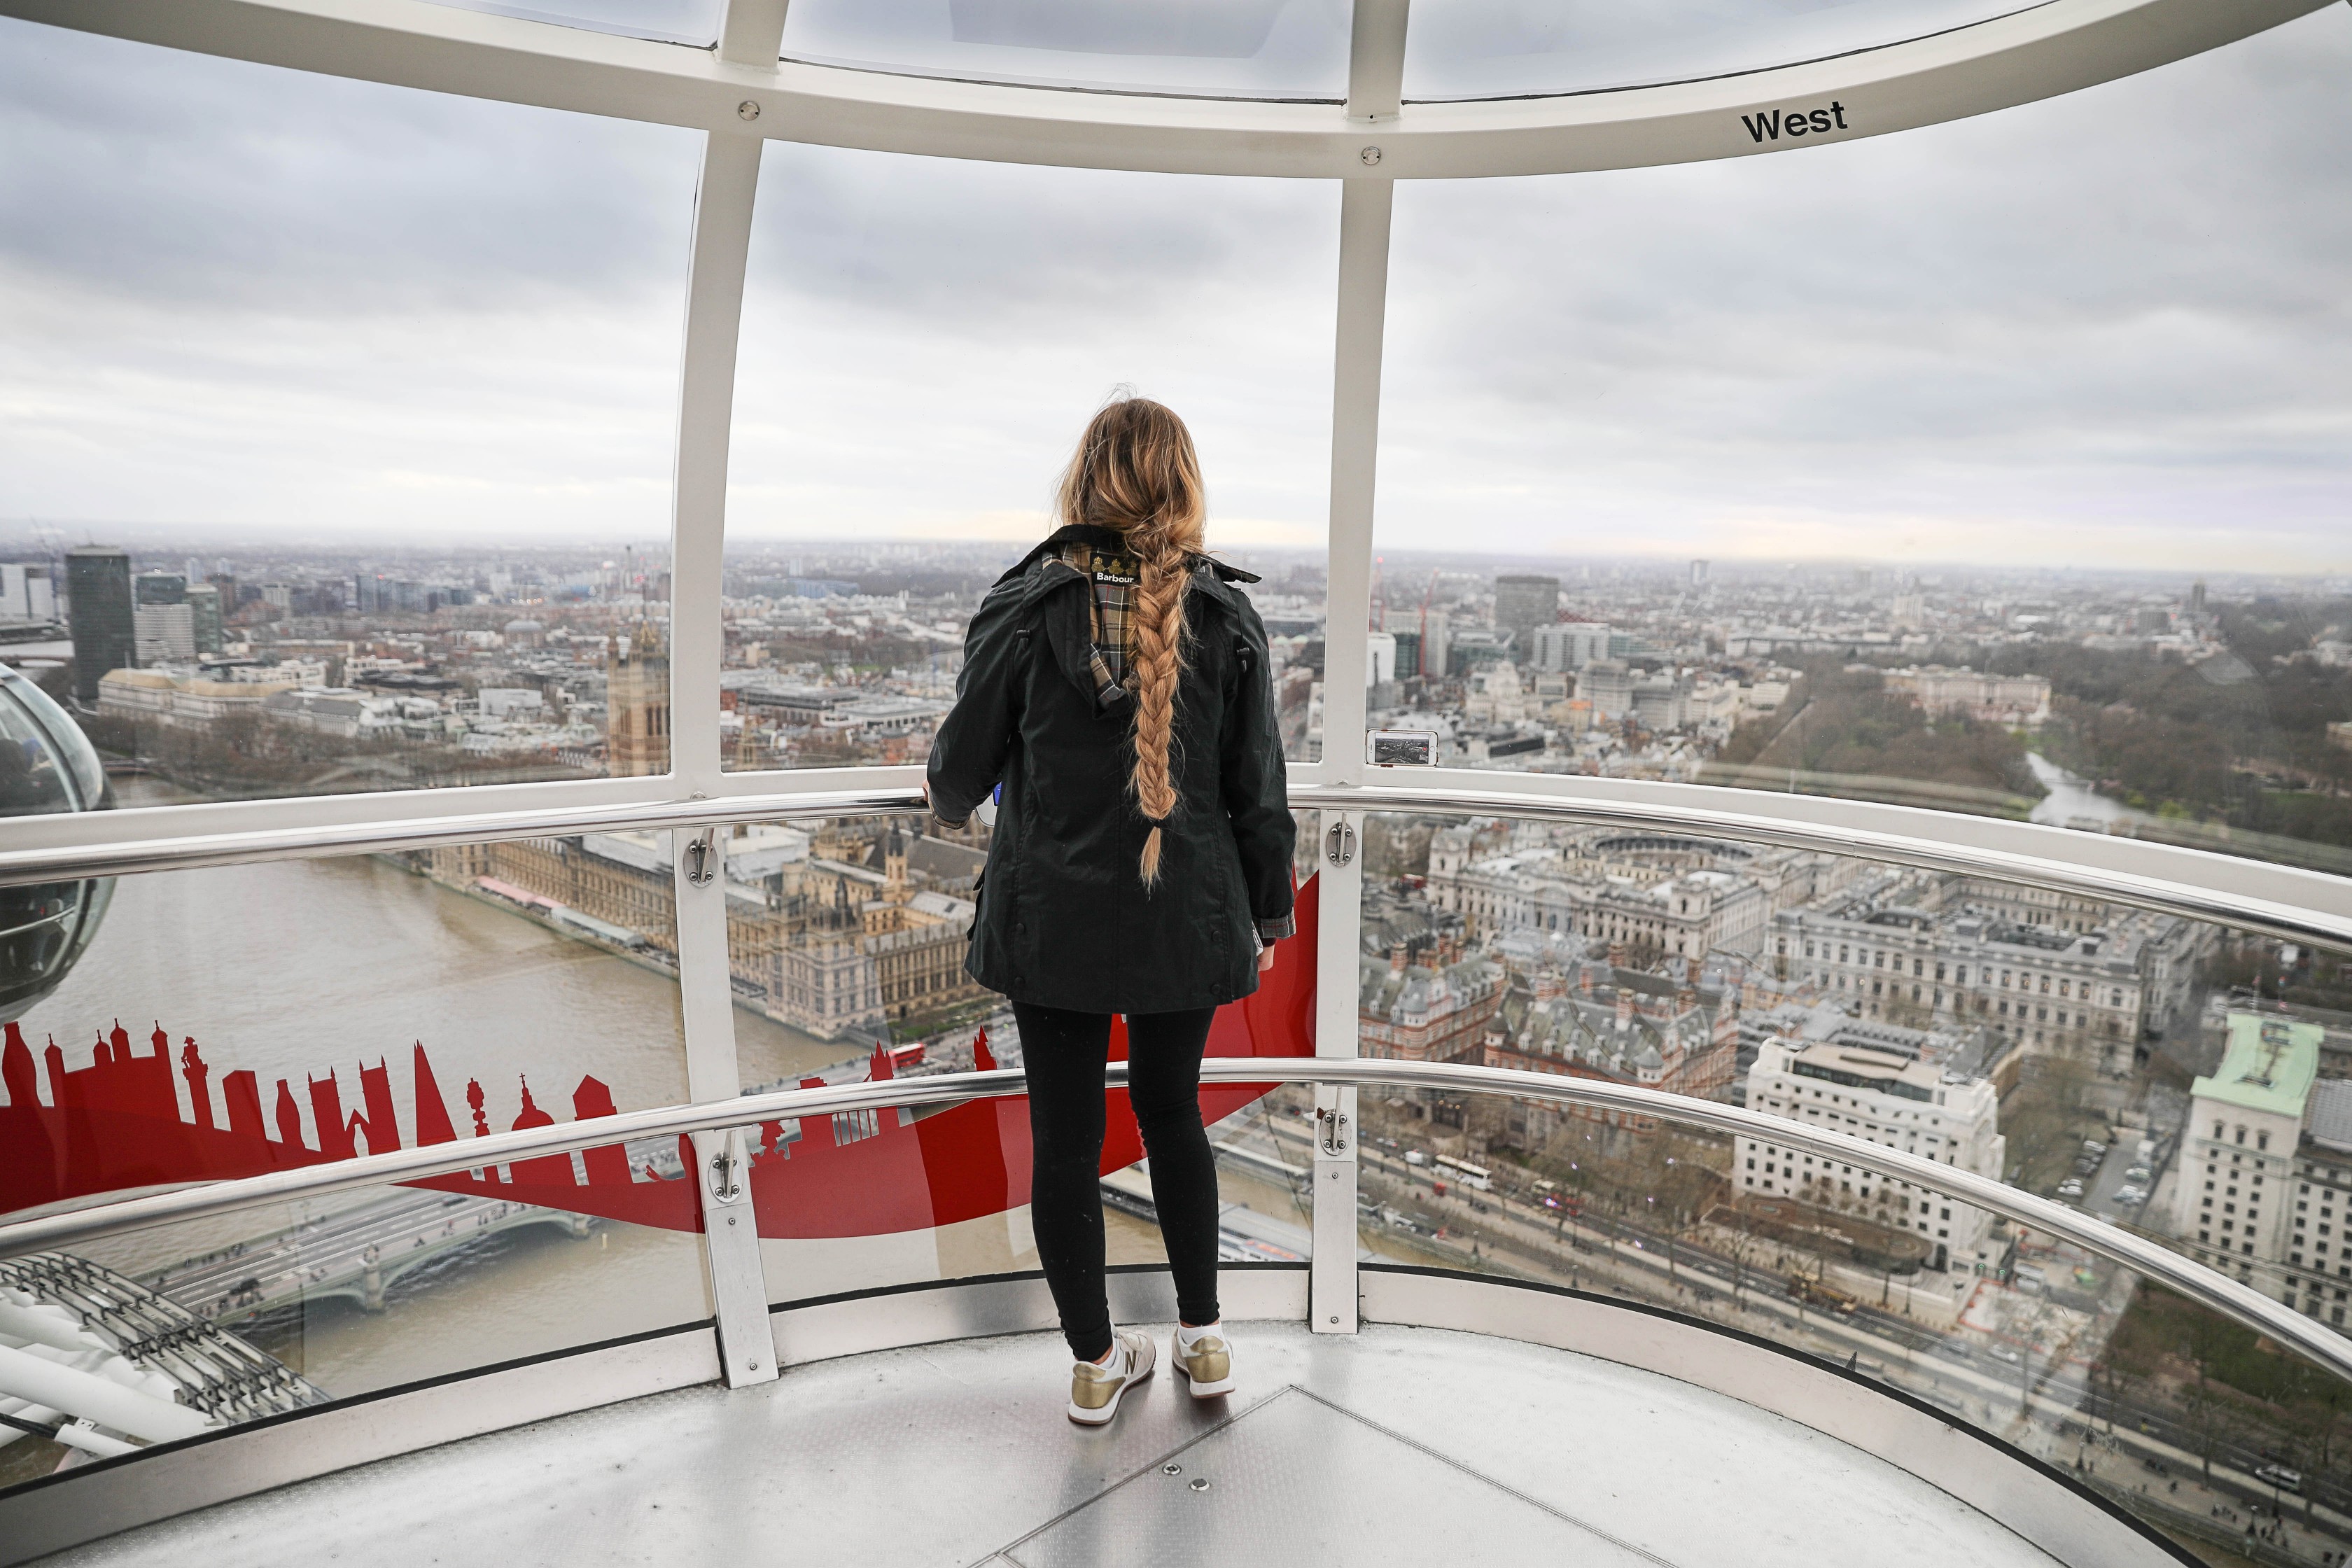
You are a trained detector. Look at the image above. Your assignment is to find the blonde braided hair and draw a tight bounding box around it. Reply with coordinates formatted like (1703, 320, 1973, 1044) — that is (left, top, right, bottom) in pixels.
(1054, 396, 1205, 888)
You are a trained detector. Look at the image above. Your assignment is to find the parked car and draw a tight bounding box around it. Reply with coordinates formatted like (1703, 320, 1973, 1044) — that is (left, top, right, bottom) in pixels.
(2082, 1140, 2107, 1155)
(2125, 1164, 2152, 1184)
(2114, 1185, 2147, 1208)
(2057, 1178, 2085, 1199)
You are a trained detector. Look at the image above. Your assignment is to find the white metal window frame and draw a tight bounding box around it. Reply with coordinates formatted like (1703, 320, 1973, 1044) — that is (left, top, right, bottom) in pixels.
(5, 0, 2330, 177)
(3, 0, 2346, 1377)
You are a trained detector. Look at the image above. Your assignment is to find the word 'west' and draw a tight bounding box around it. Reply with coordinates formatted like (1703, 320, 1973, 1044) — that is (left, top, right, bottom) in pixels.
(1740, 102, 1851, 144)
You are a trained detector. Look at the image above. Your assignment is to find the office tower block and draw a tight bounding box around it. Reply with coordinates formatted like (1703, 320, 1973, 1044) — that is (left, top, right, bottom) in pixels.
(1492, 574, 1560, 660)
(185, 583, 226, 657)
(66, 546, 135, 703)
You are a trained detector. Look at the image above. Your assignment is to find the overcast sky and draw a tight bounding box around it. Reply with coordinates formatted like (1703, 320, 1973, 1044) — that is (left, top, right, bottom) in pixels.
(0, 7, 2344, 573)
(1380, 8, 2352, 574)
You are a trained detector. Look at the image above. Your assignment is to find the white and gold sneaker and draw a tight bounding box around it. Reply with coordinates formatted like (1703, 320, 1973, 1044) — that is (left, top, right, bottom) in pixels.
(1172, 1322, 1233, 1399)
(1067, 1328, 1156, 1426)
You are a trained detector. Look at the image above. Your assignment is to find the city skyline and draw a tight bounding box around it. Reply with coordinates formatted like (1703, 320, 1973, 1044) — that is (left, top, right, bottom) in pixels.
(4, 528, 2350, 593)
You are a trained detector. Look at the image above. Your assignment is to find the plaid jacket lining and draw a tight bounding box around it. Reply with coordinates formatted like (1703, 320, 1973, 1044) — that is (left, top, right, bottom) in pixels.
(1056, 541, 1141, 699)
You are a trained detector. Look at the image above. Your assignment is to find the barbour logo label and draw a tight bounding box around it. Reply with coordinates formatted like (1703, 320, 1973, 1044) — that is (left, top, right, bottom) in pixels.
(1093, 569, 1137, 585)
(1740, 101, 1849, 144)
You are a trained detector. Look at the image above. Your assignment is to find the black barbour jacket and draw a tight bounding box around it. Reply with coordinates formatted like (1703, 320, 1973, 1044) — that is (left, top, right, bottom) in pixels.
(926, 524, 1298, 1015)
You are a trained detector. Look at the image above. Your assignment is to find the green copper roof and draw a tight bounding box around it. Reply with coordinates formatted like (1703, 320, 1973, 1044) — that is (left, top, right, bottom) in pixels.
(2192, 1011, 2323, 1120)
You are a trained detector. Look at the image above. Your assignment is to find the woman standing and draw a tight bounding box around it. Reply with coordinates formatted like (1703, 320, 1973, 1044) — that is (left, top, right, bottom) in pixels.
(925, 396, 1297, 1426)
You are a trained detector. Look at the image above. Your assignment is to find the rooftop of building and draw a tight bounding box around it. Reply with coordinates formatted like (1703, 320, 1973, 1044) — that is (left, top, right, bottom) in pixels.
(1359, 951, 1505, 1021)
(1773, 1039, 1952, 1097)
(2306, 1078, 2352, 1156)
(99, 666, 297, 696)
(2194, 1009, 2324, 1119)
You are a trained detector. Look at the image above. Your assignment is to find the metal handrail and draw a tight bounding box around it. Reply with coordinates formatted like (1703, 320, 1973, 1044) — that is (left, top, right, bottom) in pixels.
(1292, 780, 2352, 953)
(5, 776, 2350, 955)
(6, 1057, 2348, 1389)
(0, 785, 932, 887)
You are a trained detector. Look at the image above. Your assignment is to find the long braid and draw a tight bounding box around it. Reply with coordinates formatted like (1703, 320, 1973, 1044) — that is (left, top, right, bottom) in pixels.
(1127, 524, 1190, 886)
(1054, 396, 1205, 887)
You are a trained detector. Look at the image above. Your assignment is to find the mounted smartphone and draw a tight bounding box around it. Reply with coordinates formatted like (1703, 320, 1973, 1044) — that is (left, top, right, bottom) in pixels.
(1366, 729, 1439, 767)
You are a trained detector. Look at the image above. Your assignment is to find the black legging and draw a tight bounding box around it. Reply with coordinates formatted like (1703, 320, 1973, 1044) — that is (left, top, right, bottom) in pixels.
(1013, 1001, 1222, 1362)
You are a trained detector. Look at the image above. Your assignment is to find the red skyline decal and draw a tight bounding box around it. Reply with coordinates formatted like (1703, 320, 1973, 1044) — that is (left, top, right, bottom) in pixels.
(0, 877, 1317, 1239)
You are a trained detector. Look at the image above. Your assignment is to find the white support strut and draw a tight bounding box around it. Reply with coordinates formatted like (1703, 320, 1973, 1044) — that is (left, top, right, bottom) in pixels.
(666, 128, 779, 1390)
(1308, 172, 1396, 1336)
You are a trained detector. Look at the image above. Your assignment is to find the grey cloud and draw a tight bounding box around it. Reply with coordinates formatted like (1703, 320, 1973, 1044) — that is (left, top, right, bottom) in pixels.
(727, 150, 1343, 539)
(745, 141, 1338, 337)
(1377, 11, 2352, 560)
(0, 15, 702, 314)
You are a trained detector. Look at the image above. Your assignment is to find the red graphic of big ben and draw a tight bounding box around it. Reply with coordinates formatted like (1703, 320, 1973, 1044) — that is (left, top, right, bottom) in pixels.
(0, 878, 1317, 1238)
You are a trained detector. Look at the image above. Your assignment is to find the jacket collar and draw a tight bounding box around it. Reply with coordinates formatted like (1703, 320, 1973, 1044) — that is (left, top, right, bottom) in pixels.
(994, 523, 1262, 587)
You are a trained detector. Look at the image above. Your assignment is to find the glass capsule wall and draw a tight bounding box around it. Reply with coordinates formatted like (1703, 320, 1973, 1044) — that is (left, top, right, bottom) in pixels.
(1355, 808, 2352, 1555)
(1375, 10, 2352, 879)
(724, 148, 1338, 774)
(707, 811, 1318, 1306)
(0, 18, 698, 804)
(0, 831, 706, 1485)
(0, 0, 2347, 1550)
(779, 0, 1354, 99)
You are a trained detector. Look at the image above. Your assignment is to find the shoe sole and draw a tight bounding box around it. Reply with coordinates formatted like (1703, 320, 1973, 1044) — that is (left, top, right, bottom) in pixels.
(1067, 1359, 1153, 1425)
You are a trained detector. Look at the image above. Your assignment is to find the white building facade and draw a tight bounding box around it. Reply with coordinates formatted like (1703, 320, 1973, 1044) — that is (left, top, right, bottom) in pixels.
(1737, 1038, 2005, 1275)
(2172, 1011, 2318, 1293)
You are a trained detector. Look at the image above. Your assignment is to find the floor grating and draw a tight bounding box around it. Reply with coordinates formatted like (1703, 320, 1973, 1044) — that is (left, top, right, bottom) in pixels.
(994, 1385, 1674, 1568)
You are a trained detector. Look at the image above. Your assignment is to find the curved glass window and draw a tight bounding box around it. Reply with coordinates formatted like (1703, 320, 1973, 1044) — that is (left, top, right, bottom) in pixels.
(0, 833, 702, 1483)
(1401, 0, 2056, 102)
(1374, 15, 2352, 878)
(0, 18, 701, 809)
(1356, 808, 2352, 1550)
(720, 813, 1316, 1308)
(724, 144, 1338, 771)
(780, 0, 1352, 100)
(417, 0, 724, 46)
(1359, 806, 2343, 1280)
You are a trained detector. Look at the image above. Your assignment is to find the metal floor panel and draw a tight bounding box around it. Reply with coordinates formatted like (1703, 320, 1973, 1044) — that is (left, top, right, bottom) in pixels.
(37, 1322, 2066, 1568)
(1000, 1386, 1658, 1568)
